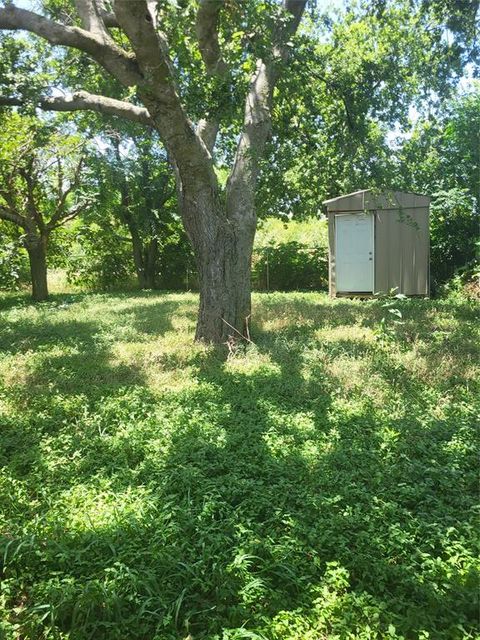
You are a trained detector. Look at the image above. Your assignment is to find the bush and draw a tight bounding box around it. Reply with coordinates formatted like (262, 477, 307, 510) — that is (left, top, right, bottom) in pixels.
(66, 222, 135, 290)
(430, 188, 479, 290)
(439, 250, 480, 301)
(62, 215, 329, 294)
(156, 216, 330, 292)
(156, 223, 197, 290)
(252, 217, 328, 291)
(0, 237, 30, 290)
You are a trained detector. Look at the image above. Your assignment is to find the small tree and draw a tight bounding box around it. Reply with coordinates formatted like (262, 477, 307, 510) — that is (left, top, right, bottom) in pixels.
(0, 113, 93, 300)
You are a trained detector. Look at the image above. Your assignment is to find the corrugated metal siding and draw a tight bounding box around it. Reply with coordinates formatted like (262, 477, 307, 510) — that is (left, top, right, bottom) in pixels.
(365, 191, 430, 211)
(325, 192, 365, 212)
(325, 190, 430, 297)
(328, 211, 336, 296)
(375, 207, 429, 295)
(374, 211, 392, 293)
(325, 190, 430, 212)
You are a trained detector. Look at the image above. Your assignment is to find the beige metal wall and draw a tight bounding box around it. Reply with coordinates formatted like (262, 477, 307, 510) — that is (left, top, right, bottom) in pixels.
(326, 190, 430, 297)
(325, 190, 430, 212)
(327, 211, 337, 296)
(374, 207, 429, 295)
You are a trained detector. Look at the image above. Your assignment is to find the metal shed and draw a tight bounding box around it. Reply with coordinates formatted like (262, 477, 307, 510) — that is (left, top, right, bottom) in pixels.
(323, 189, 430, 297)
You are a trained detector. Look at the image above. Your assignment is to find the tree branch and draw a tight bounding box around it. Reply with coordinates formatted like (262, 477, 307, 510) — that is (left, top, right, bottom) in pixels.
(99, 8, 119, 28)
(112, 0, 214, 185)
(0, 205, 26, 227)
(195, 0, 228, 76)
(0, 91, 152, 126)
(283, 0, 307, 37)
(0, 4, 143, 87)
(48, 157, 84, 229)
(0, 183, 22, 219)
(227, 0, 307, 219)
(93, 0, 119, 27)
(20, 161, 46, 232)
(74, 0, 109, 38)
(49, 199, 94, 229)
(196, 118, 219, 155)
(194, 1, 229, 154)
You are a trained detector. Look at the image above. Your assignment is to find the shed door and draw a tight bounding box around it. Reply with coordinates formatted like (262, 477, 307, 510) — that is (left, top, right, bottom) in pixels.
(335, 213, 374, 292)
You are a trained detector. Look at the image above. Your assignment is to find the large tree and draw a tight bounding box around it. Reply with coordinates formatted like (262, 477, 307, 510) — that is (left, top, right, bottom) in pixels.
(256, 0, 479, 218)
(0, 0, 307, 341)
(393, 84, 480, 285)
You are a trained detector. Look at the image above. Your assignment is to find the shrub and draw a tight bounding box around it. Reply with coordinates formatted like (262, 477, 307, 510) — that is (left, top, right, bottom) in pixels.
(66, 222, 135, 290)
(156, 223, 197, 290)
(63, 215, 329, 293)
(252, 217, 328, 291)
(0, 237, 30, 290)
(439, 249, 480, 301)
(430, 188, 479, 290)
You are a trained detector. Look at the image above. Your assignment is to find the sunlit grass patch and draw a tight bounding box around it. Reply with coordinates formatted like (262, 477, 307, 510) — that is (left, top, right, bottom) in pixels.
(44, 482, 155, 534)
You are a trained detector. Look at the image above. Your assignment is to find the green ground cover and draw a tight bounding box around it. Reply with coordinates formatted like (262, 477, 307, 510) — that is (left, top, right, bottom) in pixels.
(0, 291, 478, 640)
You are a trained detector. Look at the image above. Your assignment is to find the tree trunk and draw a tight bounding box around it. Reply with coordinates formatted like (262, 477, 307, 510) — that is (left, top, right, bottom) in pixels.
(143, 237, 158, 289)
(181, 194, 256, 343)
(24, 233, 48, 302)
(128, 221, 158, 290)
(129, 225, 148, 289)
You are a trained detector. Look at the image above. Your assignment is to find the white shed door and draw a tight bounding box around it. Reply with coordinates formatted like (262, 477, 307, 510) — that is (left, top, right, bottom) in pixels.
(335, 213, 374, 292)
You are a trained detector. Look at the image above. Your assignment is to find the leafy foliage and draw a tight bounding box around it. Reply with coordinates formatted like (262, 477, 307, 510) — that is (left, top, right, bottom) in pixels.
(0, 291, 478, 639)
(100, 132, 179, 290)
(257, 1, 479, 219)
(0, 112, 94, 231)
(429, 189, 479, 288)
(0, 232, 29, 290)
(394, 85, 480, 286)
(65, 219, 135, 290)
(253, 218, 328, 291)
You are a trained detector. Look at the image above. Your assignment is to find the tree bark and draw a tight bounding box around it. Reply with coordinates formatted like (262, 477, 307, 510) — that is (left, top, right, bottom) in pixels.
(129, 224, 148, 289)
(24, 233, 49, 301)
(143, 237, 158, 289)
(0, 91, 152, 125)
(181, 191, 256, 343)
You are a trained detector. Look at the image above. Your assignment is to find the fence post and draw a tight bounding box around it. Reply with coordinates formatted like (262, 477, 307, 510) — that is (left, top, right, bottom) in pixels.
(266, 250, 270, 292)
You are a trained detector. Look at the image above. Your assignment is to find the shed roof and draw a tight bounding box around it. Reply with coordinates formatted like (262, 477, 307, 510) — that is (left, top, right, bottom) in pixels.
(323, 189, 430, 212)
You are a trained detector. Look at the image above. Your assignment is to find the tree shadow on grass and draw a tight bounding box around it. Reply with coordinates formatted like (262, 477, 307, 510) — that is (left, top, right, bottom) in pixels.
(0, 295, 196, 494)
(1, 293, 478, 639)
(0, 291, 92, 313)
(0, 293, 195, 357)
(155, 333, 477, 638)
(126, 299, 197, 337)
(21, 334, 475, 639)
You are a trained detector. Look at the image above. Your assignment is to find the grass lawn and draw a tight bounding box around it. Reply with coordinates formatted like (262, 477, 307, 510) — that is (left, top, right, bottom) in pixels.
(0, 291, 478, 640)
